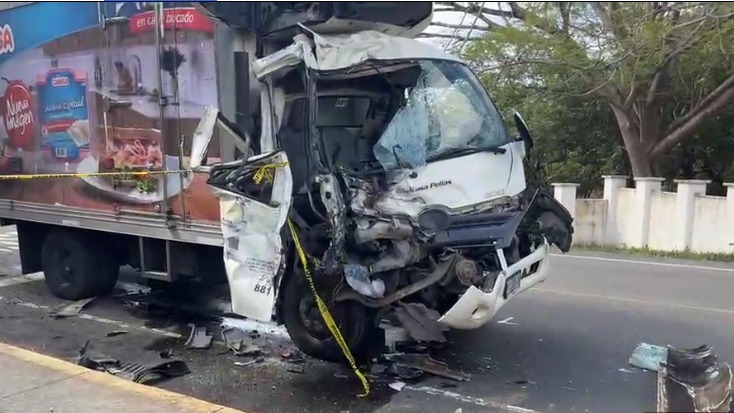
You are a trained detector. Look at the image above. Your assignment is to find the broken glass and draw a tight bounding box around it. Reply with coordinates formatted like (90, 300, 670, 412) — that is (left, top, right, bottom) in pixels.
(373, 61, 510, 170)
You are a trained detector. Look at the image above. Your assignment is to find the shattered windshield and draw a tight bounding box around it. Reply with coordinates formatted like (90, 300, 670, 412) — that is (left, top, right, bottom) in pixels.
(373, 61, 511, 170)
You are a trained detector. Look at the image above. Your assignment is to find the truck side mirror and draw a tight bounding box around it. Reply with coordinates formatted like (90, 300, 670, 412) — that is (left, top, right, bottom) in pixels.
(513, 111, 534, 152)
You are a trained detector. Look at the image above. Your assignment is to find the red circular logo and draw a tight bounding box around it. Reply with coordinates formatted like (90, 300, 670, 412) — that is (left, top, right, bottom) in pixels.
(1, 81, 35, 150)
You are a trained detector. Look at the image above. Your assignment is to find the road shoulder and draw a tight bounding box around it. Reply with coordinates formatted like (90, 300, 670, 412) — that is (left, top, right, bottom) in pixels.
(0, 342, 244, 413)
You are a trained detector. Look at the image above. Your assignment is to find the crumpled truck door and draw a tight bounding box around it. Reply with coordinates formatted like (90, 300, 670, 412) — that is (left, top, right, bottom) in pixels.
(191, 106, 293, 321)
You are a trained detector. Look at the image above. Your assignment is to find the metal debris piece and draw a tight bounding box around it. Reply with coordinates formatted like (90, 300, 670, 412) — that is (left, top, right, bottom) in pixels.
(389, 363, 423, 380)
(389, 381, 406, 392)
(184, 324, 212, 349)
(388, 354, 471, 382)
(50, 297, 95, 318)
(380, 320, 411, 353)
(629, 342, 668, 372)
(370, 363, 388, 375)
(222, 327, 261, 356)
(106, 330, 128, 337)
(108, 360, 191, 384)
(394, 303, 449, 343)
(159, 349, 173, 359)
(234, 358, 264, 367)
(75, 341, 190, 384)
(657, 344, 732, 412)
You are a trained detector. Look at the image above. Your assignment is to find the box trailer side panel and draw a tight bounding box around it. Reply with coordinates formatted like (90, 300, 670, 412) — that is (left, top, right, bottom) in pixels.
(0, 2, 225, 245)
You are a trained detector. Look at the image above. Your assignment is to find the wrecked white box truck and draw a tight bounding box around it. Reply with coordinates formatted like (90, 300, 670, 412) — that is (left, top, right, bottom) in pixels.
(0, 1, 573, 362)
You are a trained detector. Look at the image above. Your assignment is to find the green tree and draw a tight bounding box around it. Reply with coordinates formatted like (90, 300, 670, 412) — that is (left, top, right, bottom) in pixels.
(444, 2, 734, 178)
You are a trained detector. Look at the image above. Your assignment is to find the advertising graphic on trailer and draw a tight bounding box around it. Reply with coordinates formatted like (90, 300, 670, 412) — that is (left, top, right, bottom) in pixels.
(0, 1, 222, 224)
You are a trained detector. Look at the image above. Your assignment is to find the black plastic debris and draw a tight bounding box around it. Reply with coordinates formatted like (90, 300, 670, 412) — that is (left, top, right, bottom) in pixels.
(657, 344, 732, 412)
(75, 340, 190, 384)
(386, 353, 471, 382)
(50, 297, 95, 318)
(394, 303, 449, 343)
(108, 360, 191, 384)
(184, 323, 213, 349)
(106, 331, 129, 337)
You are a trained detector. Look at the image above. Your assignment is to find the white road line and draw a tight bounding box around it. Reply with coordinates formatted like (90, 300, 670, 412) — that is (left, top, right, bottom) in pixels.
(0, 295, 182, 338)
(406, 385, 543, 413)
(550, 253, 734, 272)
(0, 273, 44, 288)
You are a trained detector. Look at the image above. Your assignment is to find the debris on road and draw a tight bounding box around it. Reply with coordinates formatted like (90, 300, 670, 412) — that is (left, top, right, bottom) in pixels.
(108, 360, 191, 384)
(159, 349, 173, 359)
(75, 340, 190, 384)
(184, 324, 213, 349)
(656, 344, 732, 412)
(386, 353, 471, 382)
(106, 330, 129, 337)
(222, 327, 262, 356)
(629, 342, 668, 371)
(234, 358, 263, 367)
(388, 381, 406, 392)
(49, 297, 95, 318)
(394, 303, 448, 343)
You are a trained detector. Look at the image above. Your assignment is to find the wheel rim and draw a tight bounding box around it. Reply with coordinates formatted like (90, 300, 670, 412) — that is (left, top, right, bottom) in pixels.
(297, 292, 362, 343)
(49, 248, 74, 287)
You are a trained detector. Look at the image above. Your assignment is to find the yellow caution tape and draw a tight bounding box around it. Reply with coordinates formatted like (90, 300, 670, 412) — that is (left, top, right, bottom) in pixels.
(0, 169, 190, 180)
(255, 162, 371, 397)
(252, 161, 290, 185)
(287, 219, 371, 397)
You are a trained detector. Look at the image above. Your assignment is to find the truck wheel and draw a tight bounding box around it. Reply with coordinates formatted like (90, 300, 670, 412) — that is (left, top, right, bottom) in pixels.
(41, 230, 119, 300)
(281, 267, 376, 364)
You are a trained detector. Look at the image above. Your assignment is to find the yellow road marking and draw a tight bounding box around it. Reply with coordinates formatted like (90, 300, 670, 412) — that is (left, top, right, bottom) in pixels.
(0, 342, 244, 413)
(534, 288, 734, 316)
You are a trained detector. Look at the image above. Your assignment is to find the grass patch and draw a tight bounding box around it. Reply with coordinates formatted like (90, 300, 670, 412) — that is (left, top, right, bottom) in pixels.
(570, 243, 734, 263)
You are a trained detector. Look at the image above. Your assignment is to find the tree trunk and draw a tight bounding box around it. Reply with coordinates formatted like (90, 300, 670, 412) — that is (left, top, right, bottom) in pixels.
(610, 104, 654, 177)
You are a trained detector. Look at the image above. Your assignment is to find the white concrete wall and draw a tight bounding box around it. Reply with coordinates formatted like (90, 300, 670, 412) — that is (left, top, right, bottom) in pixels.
(691, 195, 729, 253)
(551, 177, 734, 255)
(615, 188, 637, 248)
(647, 192, 677, 251)
(573, 199, 607, 245)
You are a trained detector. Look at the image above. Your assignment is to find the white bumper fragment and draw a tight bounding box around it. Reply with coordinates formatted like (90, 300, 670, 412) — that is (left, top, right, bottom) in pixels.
(438, 242, 550, 329)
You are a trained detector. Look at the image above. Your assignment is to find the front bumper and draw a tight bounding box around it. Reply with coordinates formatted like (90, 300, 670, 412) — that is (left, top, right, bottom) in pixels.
(437, 241, 550, 329)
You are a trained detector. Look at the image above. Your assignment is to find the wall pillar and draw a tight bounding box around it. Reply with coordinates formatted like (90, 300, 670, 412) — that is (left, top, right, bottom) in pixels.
(631, 177, 664, 248)
(552, 183, 579, 220)
(673, 180, 709, 251)
(602, 175, 628, 245)
(726, 183, 734, 251)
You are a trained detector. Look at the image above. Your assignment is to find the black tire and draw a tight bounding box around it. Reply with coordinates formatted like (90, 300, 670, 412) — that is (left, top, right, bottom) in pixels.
(281, 267, 376, 364)
(41, 230, 119, 300)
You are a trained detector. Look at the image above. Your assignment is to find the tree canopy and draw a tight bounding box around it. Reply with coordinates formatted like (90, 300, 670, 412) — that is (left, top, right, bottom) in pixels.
(437, 2, 734, 191)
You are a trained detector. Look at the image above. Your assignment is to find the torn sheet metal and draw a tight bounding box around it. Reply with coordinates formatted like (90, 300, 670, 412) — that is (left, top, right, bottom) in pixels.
(251, 28, 461, 80)
(49, 297, 95, 318)
(222, 327, 262, 356)
(657, 345, 732, 412)
(214, 151, 293, 322)
(387, 353, 470, 382)
(394, 302, 449, 343)
(184, 324, 213, 349)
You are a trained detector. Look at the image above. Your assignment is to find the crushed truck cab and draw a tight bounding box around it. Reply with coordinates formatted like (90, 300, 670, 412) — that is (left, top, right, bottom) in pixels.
(0, 1, 573, 364)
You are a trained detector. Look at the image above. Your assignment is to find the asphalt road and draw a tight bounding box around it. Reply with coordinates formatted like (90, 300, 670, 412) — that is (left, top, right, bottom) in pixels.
(0, 224, 732, 413)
